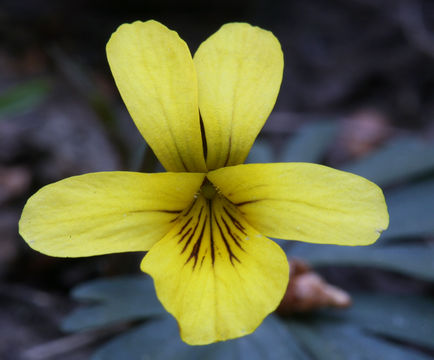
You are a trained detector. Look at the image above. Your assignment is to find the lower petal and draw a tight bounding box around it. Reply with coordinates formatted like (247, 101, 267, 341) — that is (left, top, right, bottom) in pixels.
(141, 194, 289, 345)
(19, 171, 204, 257)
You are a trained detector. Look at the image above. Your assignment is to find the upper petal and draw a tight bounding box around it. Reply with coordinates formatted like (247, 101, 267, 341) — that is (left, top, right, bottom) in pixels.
(19, 171, 205, 257)
(208, 163, 389, 246)
(141, 194, 289, 345)
(194, 23, 284, 170)
(107, 21, 206, 172)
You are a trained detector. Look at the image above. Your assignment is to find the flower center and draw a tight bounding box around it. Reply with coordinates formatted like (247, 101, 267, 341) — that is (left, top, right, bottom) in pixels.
(200, 178, 217, 200)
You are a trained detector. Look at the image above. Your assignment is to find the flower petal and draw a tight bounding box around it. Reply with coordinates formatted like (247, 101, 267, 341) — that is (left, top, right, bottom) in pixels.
(141, 194, 289, 345)
(19, 172, 205, 257)
(107, 20, 206, 172)
(194, 23, 283, 170)
(208, 163, 389, 245)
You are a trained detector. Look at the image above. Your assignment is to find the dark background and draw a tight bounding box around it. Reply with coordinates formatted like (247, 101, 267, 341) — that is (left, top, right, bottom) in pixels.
(3, 0, 434, 125)
(1, 0, 434, 359)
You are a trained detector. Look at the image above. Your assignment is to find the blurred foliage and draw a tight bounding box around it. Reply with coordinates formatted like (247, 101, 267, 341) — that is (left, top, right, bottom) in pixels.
(341, 136, 434, 187)
(278, 121, 338, 163)
(63, 277, 434, 360)
(62, 120, 434, 359)
(0, 79, 51, 118)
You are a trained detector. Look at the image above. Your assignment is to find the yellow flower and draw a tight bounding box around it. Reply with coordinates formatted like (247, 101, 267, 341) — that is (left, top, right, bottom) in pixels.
(19, 21, 389, 345)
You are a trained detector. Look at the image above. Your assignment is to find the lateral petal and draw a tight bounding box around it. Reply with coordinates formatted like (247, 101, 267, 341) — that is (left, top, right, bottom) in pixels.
(194, 23, 283, 170)
(208, 163, 389, 246)
(19, 172, 204, 256)
(141, 194, 289, 345)
(107, 20, 206, 172)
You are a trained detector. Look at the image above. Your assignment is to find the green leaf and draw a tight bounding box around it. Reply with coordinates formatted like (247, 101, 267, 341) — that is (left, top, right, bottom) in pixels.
(92, 315, 308, 360)
(91, 317, 206, 360)
(341, 136, 434, 187)
(382, 180, 434, 241)
(91, 317, 214, 360)
(62, 275, 165, 332)
(233, 315, 310, 360)
(287, 320, 432, 360)
(289, 243, 434, 281)
(246, 139, 274, 163)
(335, 294, 434, 349)
(279, 121, 338, 163)
(0, 79, 51, 118)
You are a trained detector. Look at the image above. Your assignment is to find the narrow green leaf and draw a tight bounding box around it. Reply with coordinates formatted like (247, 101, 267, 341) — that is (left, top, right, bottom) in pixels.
(279, 121, 338, 163)
(234, 315, 310, 360)
(69, 275, 153, 301)
(289, 243, 434, 281)
(62, 276, 165, 332)
(287, 320, 432, 360)
(92, 315, 309, 360)
(0, 79, 50, 118)
(91, 317, 213, 360)
(341, 136, 434, 187)
(336, 294, 434, 349)
(382, 180, 434, 241)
